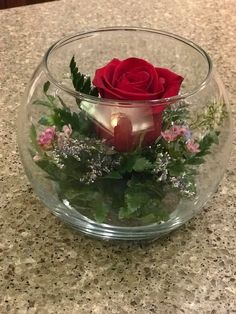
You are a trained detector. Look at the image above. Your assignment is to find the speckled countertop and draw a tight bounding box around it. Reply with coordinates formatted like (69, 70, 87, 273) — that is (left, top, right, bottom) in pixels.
(0, 0, 236, 313)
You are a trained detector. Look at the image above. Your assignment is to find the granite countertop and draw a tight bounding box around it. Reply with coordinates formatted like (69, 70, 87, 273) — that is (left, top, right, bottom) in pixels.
(0, 0, 236, 313)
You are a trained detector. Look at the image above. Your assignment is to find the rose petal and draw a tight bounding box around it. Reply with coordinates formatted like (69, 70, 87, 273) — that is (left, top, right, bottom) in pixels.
(116, 73, 151, 94)
(102, 86, 165, 100)
(155, 67, 184, 98)
(117, 70, 150, 91)
(92, 58, 121, 98)
(111, 58, 151, 85)
(92, 57, 184, 152)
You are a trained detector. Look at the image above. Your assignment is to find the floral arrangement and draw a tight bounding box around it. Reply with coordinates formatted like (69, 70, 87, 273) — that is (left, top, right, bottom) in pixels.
(30, 57, 226, 224)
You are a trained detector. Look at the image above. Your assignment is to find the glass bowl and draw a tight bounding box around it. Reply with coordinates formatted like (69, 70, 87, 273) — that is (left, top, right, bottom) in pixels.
(17, 27, 232, 241)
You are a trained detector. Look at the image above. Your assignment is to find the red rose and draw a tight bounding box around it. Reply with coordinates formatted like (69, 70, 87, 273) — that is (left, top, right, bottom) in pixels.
(92, 57, 183, 102)
(92, 57, 183, 152)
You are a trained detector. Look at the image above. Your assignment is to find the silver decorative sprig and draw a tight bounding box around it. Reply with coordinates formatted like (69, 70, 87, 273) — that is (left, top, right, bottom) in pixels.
(169, 174, 196, 197)
(54, 137, 121, 184)
(152, 151, 171, 182)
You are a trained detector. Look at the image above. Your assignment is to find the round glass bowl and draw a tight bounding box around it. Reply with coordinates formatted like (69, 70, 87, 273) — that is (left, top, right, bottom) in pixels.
(18, 27, 232, 241)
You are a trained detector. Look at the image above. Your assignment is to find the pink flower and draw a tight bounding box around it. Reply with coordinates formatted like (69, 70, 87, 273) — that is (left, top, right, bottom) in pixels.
(161, 124, 188, 142)
(38, 126, 56, 150)
(186, 139, 200, 153)
(62, 124, 72, 137)
(161, 130, 178, 142)
(33, 154, 41, 162)
(57, 133, 66, 149)
(56, 125, 73, 149)
(172, 125, 188, 136)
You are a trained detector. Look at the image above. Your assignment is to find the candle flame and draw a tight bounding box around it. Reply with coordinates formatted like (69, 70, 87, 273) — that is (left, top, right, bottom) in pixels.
(110, 113, 127, 128)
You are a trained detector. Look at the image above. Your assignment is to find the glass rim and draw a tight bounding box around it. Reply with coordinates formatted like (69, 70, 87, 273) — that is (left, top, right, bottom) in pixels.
(43, 26, 213, 106)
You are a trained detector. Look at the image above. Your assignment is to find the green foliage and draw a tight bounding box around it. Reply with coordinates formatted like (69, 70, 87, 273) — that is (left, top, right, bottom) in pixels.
(32, 95, 221, 222)
(36, 158, 66, 181)
(58, 182, 109, 222)
(43, 81, 50, 93)
(133, 157, 153, 172)
(120, 189, 150, 219)
(163, 102, 190, 129)
(117, 154, 153, 175)
(33, 81, 96, 137)
(70, 56, 99, 98)
(151, 129, 220, 197)
(57, 95, 70, 109)
(119, 177, 166, 220)
(33, 82, 56, 109)
(168, 159, 185, 176)
(104, 171, 123, 179)
(94, 202, 110, 223)
(31, 67, 225, 224)
(53, 107, 95, 136)
(185, 131, 220, 165)
(38, 115, 54, 126)
(33, 99, 52, 108)
(92, 194, 111, 221)
(190, 101, 227, 131)
(198, 131, 220, 153)
(30, 124, 37, 148)
(30, 124, 42, 154)
(119, 154, 137, 173)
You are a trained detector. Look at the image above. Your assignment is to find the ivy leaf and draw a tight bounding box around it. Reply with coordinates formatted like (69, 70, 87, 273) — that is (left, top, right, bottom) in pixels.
(119, 177, 158, 219)
(30, 124, 41, 153)
(118, 206, 131, 219)
(62, 183, 96, 203)
(53, 107, 94, 136)
(186, 157, 205, 165)
(36, 159, 67, 181)
(119, 154, 137, 173)
(137, 213, 156, 224)
(57, 183, 109, 223)
(88, 191, 111, 223)
(197, 131, 220, 156)
(30, 123, 37, 142)
(168, 160, 185, 176)
(137, 211, 168, 224)
(34, 81, 56, 109)
(118, 176, 166, 220)
(43, 81, 50, 94)
(94, 202, 110, 223)
(119, 189, 147, 219)
(57, 95, 70, 110)
(33, 100, 52, 108)
(47, 95, 56, 104)
(126, 190, 149, 213)
(133, 157, 153, 172)
(38, 115, 54, 126)
(104, 171, 123, 179)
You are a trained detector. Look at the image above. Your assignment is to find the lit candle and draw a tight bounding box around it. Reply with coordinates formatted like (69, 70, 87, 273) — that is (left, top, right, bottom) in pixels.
(81, 100, 163, 152)
(112, 113, 133, 152)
